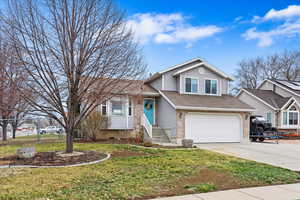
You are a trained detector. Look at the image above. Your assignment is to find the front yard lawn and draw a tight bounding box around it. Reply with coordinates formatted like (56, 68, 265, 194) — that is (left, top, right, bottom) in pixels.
(0, 134, 64, 146)
(1, 142, 300, 200)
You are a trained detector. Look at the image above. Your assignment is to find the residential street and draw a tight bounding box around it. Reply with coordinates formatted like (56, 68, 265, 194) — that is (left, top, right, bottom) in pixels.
(154, 183, 300, 200)
(196, 141, 300, 171)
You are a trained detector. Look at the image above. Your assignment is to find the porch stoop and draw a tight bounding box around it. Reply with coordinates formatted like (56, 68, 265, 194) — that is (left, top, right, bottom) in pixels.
(152, 127, 171, 143)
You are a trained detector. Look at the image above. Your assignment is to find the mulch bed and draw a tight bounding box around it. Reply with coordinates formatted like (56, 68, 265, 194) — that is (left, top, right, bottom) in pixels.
(0, 151, 107, 166)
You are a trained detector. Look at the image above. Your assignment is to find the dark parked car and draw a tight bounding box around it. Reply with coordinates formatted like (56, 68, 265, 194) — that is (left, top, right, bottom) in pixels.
(250, 115, 277, 142)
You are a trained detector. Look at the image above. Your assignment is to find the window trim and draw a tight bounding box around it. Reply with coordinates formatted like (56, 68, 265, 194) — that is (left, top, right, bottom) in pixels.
(111, 99, 124, 116)
(204, 79, 219, 96)
(128, 98, 133, 117)
(184, 77, 199, 94)
(101, 101, 107, 116)
(289, 111, 299, 125)
(266, 112, 272, 124)
(281, 105, 299, 128)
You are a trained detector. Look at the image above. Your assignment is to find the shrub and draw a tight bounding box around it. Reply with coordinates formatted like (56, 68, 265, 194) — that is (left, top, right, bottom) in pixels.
(80, 111, 110, 141)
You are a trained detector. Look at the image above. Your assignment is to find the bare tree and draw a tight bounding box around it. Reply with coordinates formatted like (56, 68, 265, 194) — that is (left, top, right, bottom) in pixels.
(2, 0, 145, 152)
(10, 101, 30, 139)
(0, 34, 26, 141)
(280, 50, 300, 81)
(262, 54, 282, 80)
(235, 57, 263, 89)
(235, 50, 300, 90)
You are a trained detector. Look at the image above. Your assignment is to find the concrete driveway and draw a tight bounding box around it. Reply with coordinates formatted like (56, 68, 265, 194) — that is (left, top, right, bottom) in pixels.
(196, 142, 300, 171)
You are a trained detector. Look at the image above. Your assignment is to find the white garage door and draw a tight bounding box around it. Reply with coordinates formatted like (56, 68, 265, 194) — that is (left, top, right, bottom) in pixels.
(185, 113, 241, 143)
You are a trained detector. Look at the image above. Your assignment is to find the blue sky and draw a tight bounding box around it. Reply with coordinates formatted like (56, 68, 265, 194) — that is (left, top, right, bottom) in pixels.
(117, 0, 300, 76)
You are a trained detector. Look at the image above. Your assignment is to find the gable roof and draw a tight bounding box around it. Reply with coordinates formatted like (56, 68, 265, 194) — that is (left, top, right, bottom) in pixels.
(172, 63, 204, 76)
(272, 79, 300, 96)
(258, 79, 300, 98)
(160, 58, 202, 74)
(281, 96, 300, 110)
(145, 57, 234, 83)
(243, 89, 291, 110)
(93, 78, 159, 96)
(160, 90, 254, 112)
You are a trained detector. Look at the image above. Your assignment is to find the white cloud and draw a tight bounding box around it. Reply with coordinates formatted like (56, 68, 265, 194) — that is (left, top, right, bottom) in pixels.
(234, 16, 243, 22)
(244, 5, 300, 47)
(154, 25, 222, 44)
(264, 5, 300, 20)
(243, 20, 300, 47)
(251, 15, 261, 23)
(127, 13, 223, 45)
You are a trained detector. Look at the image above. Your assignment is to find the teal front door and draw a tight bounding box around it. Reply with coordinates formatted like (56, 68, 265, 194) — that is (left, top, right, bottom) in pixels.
(144, 99, 154, 125)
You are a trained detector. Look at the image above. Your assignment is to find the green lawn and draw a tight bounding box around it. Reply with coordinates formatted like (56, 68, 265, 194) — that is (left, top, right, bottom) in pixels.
(0, 142, 300, 200)
(0, 134, 64, 145)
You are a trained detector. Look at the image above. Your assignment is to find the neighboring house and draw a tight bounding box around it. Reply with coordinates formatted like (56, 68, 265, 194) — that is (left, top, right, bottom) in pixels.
(237, 79, 300, 132)
(99, 58, 254, 144)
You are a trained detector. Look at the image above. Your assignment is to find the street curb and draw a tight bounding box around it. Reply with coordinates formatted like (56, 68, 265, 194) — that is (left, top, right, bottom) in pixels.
(0, 153, 110, 168)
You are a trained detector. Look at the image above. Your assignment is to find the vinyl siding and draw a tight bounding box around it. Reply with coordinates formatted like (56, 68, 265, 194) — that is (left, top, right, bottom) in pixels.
(162, 70, 178, 91)
(149, 77, 162, 91)
(238, 91, 276, 126)
(259, 81, 273, 90)
(161, 60, 200, 91)
(179, 66, 228, 95)
(157, 96, 177, 137)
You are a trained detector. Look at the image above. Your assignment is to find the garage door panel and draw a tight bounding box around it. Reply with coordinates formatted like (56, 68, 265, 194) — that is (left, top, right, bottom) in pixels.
(185, 113, 241, 143)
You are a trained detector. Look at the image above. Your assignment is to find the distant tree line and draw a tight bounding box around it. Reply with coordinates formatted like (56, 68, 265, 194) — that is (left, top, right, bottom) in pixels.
(234, 50, 300, 90)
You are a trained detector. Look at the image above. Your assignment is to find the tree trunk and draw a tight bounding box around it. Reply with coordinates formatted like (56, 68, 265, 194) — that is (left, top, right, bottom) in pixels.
(2, 121, 8, 141)
(66, 129, 74, 153)
(12, 125, 16, 139)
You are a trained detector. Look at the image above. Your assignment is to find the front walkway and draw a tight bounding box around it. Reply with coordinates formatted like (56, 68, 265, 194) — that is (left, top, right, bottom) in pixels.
(153, 183, 300, 200)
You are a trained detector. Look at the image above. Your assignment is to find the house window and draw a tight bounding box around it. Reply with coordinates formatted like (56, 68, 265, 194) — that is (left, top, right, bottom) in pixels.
(101, 101, 107, 116)
(128, 99, 132, 116)
(185, 78, 198, 93)
(283, 106, 299, 126)
(289, 112, 298, 125)
(111, 100, 124, 116)
(266, 112, 272, 123)
(283, 112, 287, 125)
(205, 79, 217, 95)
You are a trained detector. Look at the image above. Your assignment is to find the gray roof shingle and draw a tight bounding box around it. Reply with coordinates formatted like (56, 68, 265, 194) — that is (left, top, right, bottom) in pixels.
(161, 91, 254, 111)
(244, 89, 291, 109)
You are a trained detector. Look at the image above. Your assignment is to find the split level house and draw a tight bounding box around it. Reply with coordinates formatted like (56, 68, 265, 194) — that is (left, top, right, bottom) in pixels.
(98, 58, 254, 144)
(237, 79, 300, 132)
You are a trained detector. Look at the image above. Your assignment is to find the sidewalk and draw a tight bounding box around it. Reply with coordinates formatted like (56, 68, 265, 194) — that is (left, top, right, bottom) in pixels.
(153, 183, 300, 200)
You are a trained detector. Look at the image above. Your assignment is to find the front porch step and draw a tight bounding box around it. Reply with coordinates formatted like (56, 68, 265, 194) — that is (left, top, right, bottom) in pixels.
(152, 127, 171, 143)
